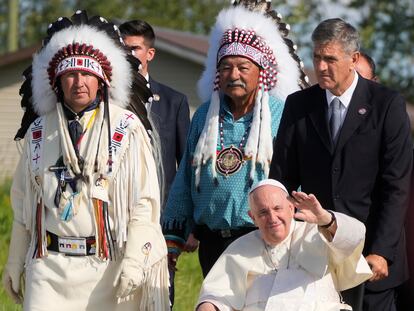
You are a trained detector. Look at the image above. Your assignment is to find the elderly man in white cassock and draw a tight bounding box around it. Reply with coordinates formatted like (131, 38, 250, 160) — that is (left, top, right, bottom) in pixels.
(196, 179, 373, 311)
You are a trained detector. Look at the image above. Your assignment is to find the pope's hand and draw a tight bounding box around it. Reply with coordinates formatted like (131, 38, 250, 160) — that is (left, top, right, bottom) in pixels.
(289, 191, 332, 226)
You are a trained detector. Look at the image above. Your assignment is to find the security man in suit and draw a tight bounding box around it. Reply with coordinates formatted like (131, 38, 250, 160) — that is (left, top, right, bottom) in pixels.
(269, 18, 412, 311)
(119, 19, 191, 211)
(119, 20, 192, 307)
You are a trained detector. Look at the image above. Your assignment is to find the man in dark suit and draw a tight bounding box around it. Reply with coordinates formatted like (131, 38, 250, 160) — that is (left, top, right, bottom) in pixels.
(119, 20, 191, 307)
(356, 51, 414, 310)
(269, 18, 412, 311)
(119, 20, 190, 209)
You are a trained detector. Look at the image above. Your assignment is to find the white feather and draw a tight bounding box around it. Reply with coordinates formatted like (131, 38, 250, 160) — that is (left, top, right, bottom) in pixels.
(32, 25, 131, 116)
(257, 90, 273, 177)
(197, 6, 301, 103)
(193, 90, 220, 187)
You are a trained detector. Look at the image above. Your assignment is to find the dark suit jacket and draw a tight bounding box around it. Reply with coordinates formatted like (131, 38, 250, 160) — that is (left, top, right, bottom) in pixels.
(149, 77, 190, 208)
(269, 75, 412, 291)
(400, 148, 414, 301)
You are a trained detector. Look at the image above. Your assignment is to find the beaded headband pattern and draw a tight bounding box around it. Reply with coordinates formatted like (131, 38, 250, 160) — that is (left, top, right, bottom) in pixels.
(48, 43, 112, 88)
(15, 10, 154, 140)
(215, 28, 278, 92)
(193, 3, 309, 189)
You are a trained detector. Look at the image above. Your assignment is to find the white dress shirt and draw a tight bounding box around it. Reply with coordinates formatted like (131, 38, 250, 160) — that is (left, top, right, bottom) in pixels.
(326, 71, 359, 130)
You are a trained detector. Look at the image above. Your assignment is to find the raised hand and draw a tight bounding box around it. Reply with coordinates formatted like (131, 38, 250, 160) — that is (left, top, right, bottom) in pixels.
(288, 191, 332, 226)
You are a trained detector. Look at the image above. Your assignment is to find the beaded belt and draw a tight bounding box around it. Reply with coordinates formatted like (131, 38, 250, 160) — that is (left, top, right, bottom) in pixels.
(46, 231, 96, 256)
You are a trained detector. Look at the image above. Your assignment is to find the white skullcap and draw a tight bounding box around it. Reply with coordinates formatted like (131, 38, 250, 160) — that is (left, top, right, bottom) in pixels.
(249, 179, 288, 195)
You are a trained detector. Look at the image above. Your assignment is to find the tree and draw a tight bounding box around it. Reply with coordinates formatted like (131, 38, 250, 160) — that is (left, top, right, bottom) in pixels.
(2, 0, 412, 102)
(13, 0, 225, 47)
(19, 0, 73, 48)
(270, 0, 414, 103)
(0, 0, 9, 54)
(7, 0, 19, 52)
(126, 0, 224, 34)
(350, 0, 414, 102)
(74, 0, 128, 21)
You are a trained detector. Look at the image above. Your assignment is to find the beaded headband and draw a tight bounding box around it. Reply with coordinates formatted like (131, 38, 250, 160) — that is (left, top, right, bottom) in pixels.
(48, 43, 112, 88)
(215, 28, 278, 93)
(16, 10, 154, 141)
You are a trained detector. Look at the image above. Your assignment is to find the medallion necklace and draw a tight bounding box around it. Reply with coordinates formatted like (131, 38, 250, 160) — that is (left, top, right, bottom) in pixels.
(215, 111, 252, 176)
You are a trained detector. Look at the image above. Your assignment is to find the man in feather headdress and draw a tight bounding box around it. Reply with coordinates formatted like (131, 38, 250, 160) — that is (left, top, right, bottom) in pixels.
(2, 10, 169, 310)
(162, 0, 309, 278)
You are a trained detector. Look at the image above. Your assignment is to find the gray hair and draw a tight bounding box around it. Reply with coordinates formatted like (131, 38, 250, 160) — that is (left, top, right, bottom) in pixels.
(312, 18, 360, 54)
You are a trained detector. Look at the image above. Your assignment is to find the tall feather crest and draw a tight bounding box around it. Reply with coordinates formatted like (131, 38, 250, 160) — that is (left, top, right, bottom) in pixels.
(230, 0, 310, 90)
(198, 4, 307, 103)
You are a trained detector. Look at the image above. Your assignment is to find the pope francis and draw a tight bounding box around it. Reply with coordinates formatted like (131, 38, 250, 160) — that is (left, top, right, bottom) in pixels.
(196, 179, 373, 311)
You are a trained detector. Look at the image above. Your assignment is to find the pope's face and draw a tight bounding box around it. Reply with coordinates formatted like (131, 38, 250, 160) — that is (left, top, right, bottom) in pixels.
(60, 71, 100, 112)
(248, 185, 295, 246)
(218, 56, 260, 103)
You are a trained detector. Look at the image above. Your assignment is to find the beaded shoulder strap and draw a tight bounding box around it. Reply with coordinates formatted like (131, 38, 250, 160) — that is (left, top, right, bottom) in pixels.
(108, 111, 139, 176)
(29, 116, 45, 182)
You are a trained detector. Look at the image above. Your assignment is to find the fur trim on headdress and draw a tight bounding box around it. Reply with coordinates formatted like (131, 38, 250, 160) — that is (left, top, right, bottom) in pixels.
(193, 5, 302, 188)
(197, 6, 300, 102)
(32, 24, 131, 116)
(16, 11, 152, 144)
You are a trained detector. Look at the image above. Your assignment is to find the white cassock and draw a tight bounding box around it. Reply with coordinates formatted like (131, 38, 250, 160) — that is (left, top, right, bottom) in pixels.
(197, 212, 373, 311)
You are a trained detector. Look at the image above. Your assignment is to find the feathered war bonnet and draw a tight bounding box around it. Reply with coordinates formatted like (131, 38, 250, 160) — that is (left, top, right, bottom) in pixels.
(194, 0, 309, 188)
(15, 10, 153, 140)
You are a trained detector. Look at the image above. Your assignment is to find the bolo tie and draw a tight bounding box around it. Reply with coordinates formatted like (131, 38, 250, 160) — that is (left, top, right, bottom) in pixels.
(53, 101, 99, 210)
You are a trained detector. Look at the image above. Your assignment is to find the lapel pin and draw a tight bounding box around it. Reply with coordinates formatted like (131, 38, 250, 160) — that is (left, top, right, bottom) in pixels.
(358, 108, 367, 115)
(153, 94, 160, 101)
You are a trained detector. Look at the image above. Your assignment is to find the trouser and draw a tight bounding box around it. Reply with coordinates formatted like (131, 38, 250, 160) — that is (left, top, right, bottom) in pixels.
(195, 224, 256, 277)
(395, 281, 413, 311)
(363, 287, 397, 311)
(341, 284, 365, 311)
(342, 283, 397, 311)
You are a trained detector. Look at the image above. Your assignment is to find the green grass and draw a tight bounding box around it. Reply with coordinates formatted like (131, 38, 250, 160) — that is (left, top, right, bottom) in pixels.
(0, 180, 202, 310)
(0, 180, 21, 311)
(174, 252, 203, 310)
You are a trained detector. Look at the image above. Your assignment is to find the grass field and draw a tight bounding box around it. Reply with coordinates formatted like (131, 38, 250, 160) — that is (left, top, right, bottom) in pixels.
(173, 252, 204, 310)
(0, 180, 203, 310)
(0, 180, 21, 311)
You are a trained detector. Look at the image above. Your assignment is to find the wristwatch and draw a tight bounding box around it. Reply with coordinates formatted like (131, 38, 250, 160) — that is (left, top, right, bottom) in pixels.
(319, 210, 336, 228)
